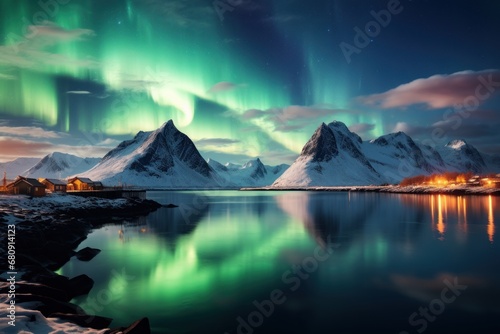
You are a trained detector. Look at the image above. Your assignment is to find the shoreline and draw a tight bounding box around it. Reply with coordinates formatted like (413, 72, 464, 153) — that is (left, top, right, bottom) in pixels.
(241, 185, 500, 196)
(0, 193, 161, 333)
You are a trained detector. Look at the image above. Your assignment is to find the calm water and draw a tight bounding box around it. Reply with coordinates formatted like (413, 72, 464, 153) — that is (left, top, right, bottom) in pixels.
(59, 191, 499, 334)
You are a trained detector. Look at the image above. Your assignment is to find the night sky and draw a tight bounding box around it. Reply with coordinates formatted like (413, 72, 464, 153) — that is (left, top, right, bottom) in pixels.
(1, 0, 499, 164)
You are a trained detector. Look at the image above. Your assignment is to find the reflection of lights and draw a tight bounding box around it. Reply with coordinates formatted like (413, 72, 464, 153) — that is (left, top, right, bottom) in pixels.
(462, 197, 468, 232)
(488, 195, 495, 243)
(140, 228, 147, 233)
(437, 195, 445, 237)
(430, 195, 435, 225)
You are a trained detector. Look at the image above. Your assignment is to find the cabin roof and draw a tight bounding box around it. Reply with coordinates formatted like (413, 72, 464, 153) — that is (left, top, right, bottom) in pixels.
(9, 176, 45, 188)
(69, 177, 94, 184)
(42, 178, 66, 186)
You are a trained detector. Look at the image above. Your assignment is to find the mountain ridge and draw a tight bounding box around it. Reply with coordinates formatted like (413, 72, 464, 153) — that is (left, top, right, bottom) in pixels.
(273, 120, 498, 187)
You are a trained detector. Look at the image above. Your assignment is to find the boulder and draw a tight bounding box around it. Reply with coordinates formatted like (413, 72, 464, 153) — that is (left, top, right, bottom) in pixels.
(68, 274, 94, 298)
(75, 247, 101, 261)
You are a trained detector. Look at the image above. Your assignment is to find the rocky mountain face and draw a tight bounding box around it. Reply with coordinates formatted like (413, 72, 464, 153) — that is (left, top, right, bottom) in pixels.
(274, 122, 383, 187)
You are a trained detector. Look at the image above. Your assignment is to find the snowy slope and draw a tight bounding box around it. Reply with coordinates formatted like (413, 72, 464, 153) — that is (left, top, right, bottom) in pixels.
(363, 132, 447, 183)
(208, 158, 289, 187)
(273, 121, 497, 187)
(23, 152, 100, 179)
(437, 140, 487, 173)
(273, 122, 383, 187)
(0, 157, 41, 179)
(84, 120, 222, 188)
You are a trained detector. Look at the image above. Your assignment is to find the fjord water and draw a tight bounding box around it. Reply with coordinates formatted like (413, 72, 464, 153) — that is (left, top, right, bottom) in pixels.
(59, 191, 499, 334)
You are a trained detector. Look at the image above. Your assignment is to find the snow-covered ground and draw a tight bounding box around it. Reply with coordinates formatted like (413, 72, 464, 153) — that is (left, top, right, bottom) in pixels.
(0, 193, 128, 224)
(0, 299, 107, 334)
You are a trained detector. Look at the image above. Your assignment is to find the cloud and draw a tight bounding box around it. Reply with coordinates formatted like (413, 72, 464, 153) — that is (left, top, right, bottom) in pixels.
(0, 136, 111, 161)
(242, 109, 268, 120)
(0, 137, 54, 159)
(66, 91, 91, 95)
(358, 70, 500, 109)
(0, 126, 66, 139)
(270, 106, 339, 123)
(0, 22, 98, 71)
(274, 124, 308, 132)
(208, 81, 242, 94)
(195, 138, 241, 147)
(27, 23, 94, 42)
(348, 123, 375, 134)
(241, 105, 359, 132)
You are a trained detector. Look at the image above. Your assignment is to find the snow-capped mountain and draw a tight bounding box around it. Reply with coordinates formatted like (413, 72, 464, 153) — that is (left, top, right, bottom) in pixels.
(273, 121, 498, 187)
(84, 120, 222, 187)
(23, 153, 100, 179)
(0, 157, 41, 179)
(208, 158, 289, 187)
(363, 132, 447, 183)
(437, 140, 486, 173)
(273, 122, 383, 187)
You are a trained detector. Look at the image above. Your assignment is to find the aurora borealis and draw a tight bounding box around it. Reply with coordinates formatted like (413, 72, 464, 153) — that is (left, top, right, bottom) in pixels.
(1, 0, 499, 163)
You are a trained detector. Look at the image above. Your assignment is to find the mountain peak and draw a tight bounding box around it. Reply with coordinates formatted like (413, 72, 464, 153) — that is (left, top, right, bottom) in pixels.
(446, 139, 467, 150)
(85, 121, 220, 187)
(301, 122, 338, 162)
(328, 121, 363, 144)
(157, 120, 178, 134)
(243, 158, 263, 168)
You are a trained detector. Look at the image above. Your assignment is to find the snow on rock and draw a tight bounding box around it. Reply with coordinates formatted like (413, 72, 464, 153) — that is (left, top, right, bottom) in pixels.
(273, 121, 497, 187)
(83, 120, 223, 188)
(23, 153, 100, 179)
(273, 122, 383, 187)
(0, 301, 107, 334)
(437, 139, 487, 173)
(364, 132, 445, 183)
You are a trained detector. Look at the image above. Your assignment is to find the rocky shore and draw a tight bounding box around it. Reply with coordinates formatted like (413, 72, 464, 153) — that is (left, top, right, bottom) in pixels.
(0, 194, 162, 333)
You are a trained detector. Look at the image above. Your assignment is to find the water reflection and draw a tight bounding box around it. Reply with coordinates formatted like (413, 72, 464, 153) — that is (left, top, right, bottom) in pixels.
(58, 191, 499, 334)
(437, 195, 446, 239)
(423, 195, 497, 243)
(488, 195, 495, 243)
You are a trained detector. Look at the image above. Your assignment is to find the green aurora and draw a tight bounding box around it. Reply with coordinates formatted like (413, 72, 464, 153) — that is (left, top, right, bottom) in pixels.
(0, 0, 374, 162)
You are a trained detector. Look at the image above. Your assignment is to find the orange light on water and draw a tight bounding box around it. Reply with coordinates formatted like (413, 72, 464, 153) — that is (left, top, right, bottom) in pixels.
(437, 195, 445, 237)
(488, 195, 495, 243)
